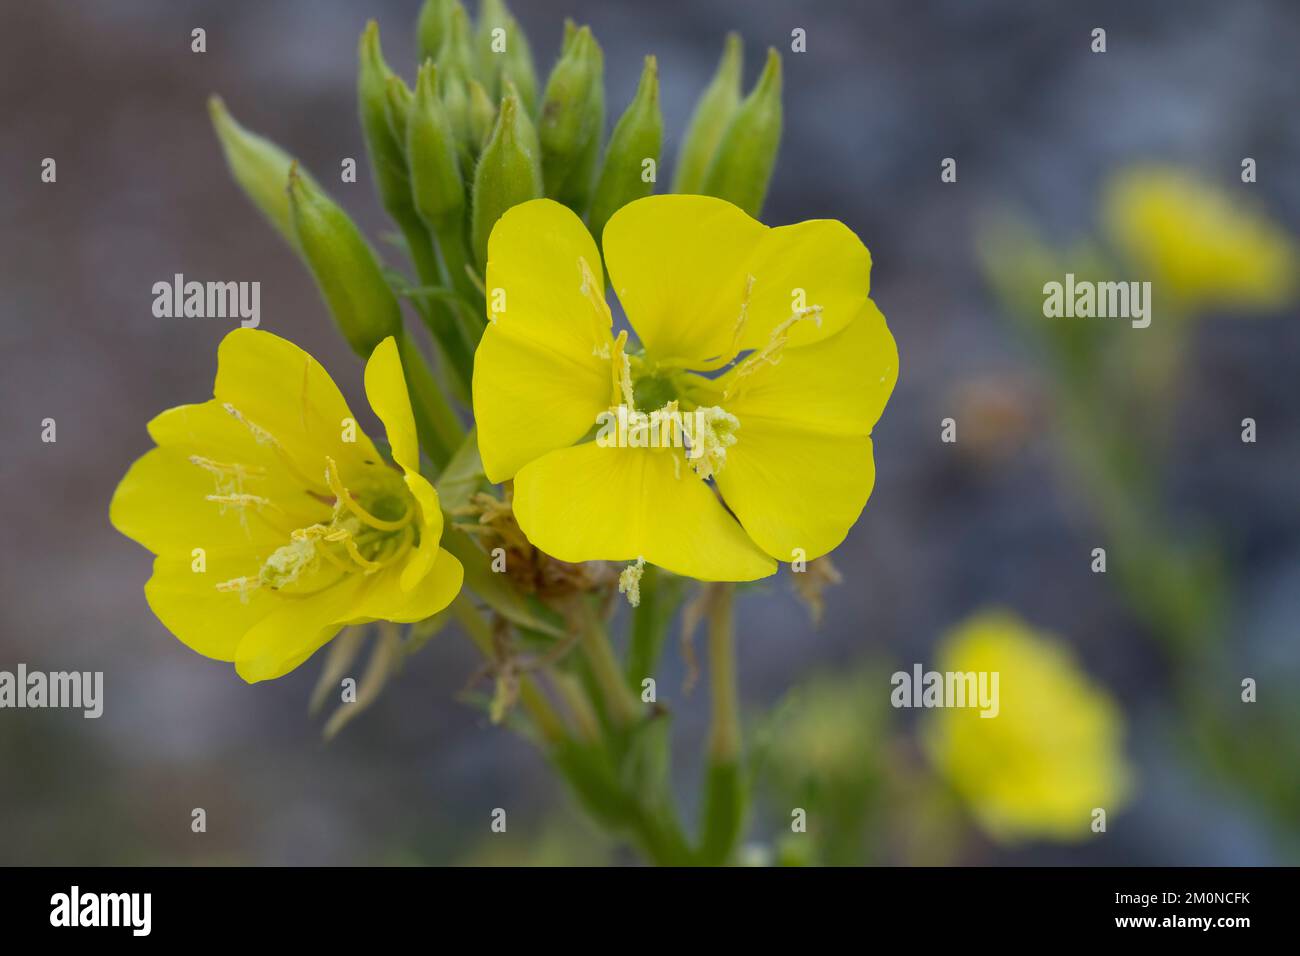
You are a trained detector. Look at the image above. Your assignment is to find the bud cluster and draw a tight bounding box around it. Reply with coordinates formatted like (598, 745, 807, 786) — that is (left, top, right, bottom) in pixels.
(207, 0, 783, 466)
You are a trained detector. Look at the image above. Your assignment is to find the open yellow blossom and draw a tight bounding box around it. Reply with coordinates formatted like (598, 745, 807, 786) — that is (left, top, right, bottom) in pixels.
(923, 610, 1131, 844)
(1103, 165, 1299, 311)
(472, 195, 898, 581)
(110, 329, 462, 682)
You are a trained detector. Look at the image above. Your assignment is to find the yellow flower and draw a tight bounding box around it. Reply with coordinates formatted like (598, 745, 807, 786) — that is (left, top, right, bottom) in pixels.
(110, 330, 462, 682)
(1103, 164, 1299, 311)
(472, 195, 898, 581)
(923, 610, 1131, 844)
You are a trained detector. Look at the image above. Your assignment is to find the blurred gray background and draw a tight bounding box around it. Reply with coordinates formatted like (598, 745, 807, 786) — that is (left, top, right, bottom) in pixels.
(1, 0, 1298, 865)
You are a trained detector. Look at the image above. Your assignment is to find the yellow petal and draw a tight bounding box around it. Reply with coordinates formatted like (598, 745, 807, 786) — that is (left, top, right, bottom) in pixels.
(213, 328, 379, 483)
(351, 549, 464, 622)
(110, 446, 318, 556)
(716, 298, 897, 435)
(737, 218, 873, 351)
(234, 575, 367, 683)
(716, 425, 876, 563)
(712, 303, 897, 560)
(603, 194, 765, 366)
(475, 199, 612, 482)
(363, 335, 445, 589)
(513, 442, 775, 581)
(145, 549, 277, 662)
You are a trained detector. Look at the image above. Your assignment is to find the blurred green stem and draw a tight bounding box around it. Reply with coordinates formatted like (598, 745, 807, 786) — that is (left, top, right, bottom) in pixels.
(575, 597, 638, 728)
(698, 583, 746, 864)
(451, 595, 566, 744)
(396, 330, 462, 472)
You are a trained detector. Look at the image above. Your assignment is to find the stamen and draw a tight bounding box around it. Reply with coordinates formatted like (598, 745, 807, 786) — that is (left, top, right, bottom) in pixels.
(690, 274, 757, 373)
(343, 536, 384, 574)
(206, 492, 275, 511)
(607, 331, 636, 408)
(723, 304, 823, 399)
(686, 406, 740, 481)
(618, 557, 646, 608)
(324, 457, 412, 532)
(222, 402, 331, 494)
(577, 255, 613, 346)
(215, 575, 262, 604)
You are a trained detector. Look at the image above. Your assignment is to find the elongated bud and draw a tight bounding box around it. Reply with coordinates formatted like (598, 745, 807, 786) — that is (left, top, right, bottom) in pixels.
(475, 0, 509, 95)
(702, 47, 782, 217)
(539, 25, 605, 211)
(467, 79, 497, 153)
(358, 21, 417, 224)
(588, 56, 662, 243)
(209, 96, 316, 250)
(408, 61, 464, 226)
(384, 75, 414, 148)
(436, 2, 475, 80)
(416, 0, 452, 64)
(471, 91, 543, 269)
(288, 165, 402, 357)
(500, 16, 538, 116)
(672, 33, 742, 194)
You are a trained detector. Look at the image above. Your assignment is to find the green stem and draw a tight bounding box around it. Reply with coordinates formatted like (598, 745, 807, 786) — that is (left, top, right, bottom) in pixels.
(451, 595, 567, 745)
(399, 217, 475, 404)
(432, 214, 487, 321)
(395, 331, 462, 472)
(698, 584, 745, 865)
(707, 585, 739, 761)
(575, 597, 638, 728)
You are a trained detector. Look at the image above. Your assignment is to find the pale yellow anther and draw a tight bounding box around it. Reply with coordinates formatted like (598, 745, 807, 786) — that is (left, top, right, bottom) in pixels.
(577, 255, 613, 346)
(206, 492, 275, 511)
(608, 331, 636, 408)
(687, 406, 740, 481)
(222, 402, 330, 493)
(723, 304, 823, 399)
(215, 575, 262, 604)
(618, 557, 646, 608)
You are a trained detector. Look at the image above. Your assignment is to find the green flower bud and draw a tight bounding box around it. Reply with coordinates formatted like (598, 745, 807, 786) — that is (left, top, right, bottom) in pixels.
(467, 79, 497, 153)
(358, 21, 416, 225)
(408, 62, 465, 226)
(588, 55, 662, 243)
(701, 47, 782, 217)
(416, 0, 453, 64)
(471, 91, 543, 269)
(287, 165, 402, 357)
(500, 16, 538, 116)
(436, 2, 475, 80)
(671, 32, 742, 194)
(539, 25, 605, 212)
(208, 96, 316, 250)
(384, 74, 414, 148)
(475, 0, 510, 95)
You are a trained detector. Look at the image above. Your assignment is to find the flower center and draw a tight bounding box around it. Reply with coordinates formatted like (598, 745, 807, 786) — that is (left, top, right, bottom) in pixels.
(202, 405, 418, 601)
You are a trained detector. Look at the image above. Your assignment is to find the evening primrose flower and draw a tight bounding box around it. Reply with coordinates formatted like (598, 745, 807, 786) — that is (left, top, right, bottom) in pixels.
(923, 610, 1131, 844)
(472, 195, 897, 581)
(110, 330, 462, 682)
(1103, 165, 1299, 311)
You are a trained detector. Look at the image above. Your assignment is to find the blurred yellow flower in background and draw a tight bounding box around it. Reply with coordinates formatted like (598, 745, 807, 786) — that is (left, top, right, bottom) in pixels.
(1103, 164, 1299, 312)
(923, 610, 1131, 843)
(110, 330, 462, 683)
